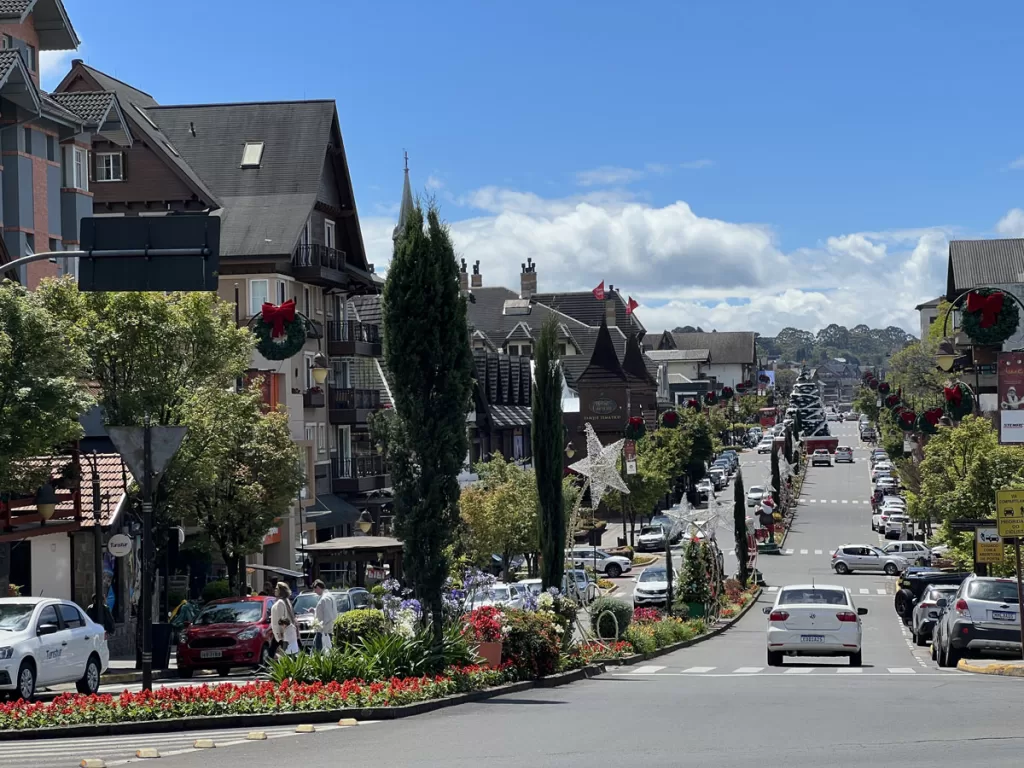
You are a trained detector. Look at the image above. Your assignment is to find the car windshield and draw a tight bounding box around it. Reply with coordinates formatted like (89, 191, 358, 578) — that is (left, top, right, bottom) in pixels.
(475, 587, 511, 602)
(292, 593, 320, 614)
(778, 589, 848, 605)
(194, 601, 264, 625)
(0, 603, 35, 631)
(749, 486, 764, 494)
(837, 446, 850, 451)
(968, 580, 1021, 603)
(639, 568, 667, 582)
(926, 587, 958, 601)
(640, 526, 661, 535)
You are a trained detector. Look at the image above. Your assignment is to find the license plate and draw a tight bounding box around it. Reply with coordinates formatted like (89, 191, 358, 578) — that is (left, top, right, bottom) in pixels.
(993, 611, 1017, 621)
(200, 650, 223, 659)
(800, 635, 824, 643)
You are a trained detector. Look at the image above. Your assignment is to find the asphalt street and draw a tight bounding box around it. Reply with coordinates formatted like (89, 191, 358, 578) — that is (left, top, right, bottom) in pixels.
(13, 419, 1024, 767)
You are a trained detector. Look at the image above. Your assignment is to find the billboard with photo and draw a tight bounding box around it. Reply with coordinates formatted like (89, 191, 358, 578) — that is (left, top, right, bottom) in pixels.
(998, 353, 1024, 443)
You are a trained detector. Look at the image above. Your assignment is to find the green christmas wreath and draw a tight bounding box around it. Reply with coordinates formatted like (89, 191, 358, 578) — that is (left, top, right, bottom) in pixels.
(624, 416, 646, 441)
(962, 289, 1019, 346)
(943, 382, 973, 421)
(253, 300, 308, 361)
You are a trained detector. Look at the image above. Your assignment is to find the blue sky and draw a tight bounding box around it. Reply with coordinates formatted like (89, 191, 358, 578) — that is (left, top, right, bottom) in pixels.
(46, 1, 1024, 335)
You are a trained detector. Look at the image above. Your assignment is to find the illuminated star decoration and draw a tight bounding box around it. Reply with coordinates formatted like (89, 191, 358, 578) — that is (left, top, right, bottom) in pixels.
(568, 423, 629, 510)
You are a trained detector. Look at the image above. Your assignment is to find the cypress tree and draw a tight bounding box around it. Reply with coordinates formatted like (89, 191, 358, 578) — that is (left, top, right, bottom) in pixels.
(771, 445, 781, 508)
(533, 316, 565, 591)
(733, 470, 749, 585)
(382, 201, 473, 644)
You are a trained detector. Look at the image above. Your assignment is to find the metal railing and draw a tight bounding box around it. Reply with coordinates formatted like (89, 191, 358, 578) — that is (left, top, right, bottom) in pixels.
(332, 455, 389, 479)
(327, 320, 380, 344)
(293, 243, 347, 270)
(329, 387, 381, 410)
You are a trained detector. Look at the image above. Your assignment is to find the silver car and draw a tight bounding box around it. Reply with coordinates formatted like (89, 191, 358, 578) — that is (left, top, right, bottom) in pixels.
(934, 576, 1023, 666)
(831, 544, 909, 576)
(911, 585, 959, 646)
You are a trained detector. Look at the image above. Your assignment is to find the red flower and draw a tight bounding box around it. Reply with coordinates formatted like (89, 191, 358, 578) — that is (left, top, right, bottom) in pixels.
(464, 606, 504, 642)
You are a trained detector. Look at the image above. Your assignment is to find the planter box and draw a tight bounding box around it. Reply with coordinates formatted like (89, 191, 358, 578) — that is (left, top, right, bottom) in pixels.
(476, 641, 503, 669)
(684, 601, 706, 619)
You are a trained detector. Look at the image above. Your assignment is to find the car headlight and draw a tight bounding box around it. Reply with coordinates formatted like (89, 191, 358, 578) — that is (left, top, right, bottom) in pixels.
(236, 627, 261, 641)
(0, 647, 12, 660)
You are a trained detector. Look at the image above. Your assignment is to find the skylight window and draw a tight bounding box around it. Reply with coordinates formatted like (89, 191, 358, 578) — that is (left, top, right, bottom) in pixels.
(162, 140, 180, 158)
(241, 141, 265, 168)
(131, 102, 158, 129)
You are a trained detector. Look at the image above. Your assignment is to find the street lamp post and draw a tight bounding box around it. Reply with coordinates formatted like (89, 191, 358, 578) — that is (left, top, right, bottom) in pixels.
(81, 451, 105, 626)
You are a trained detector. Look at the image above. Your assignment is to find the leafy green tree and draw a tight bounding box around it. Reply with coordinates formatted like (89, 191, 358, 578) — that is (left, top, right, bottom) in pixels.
(774, 369, 798, 397)
(382, 201, 473, 642)
(166, 384, 303, 594)
(737, 394, 768, 421)
(681, 411, 714, 504)
(459, 456, 538, 578)
(733, 470, 749, 585)
(853, 387, 880, 424)
(887, 340, 943, 406)
(0, 279, 92, 495)
(607, 431, 675, 545)
(532, 316, 565, 591)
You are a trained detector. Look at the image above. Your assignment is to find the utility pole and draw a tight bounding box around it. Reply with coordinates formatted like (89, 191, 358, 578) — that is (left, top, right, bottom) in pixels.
(140, 419, 154, 691)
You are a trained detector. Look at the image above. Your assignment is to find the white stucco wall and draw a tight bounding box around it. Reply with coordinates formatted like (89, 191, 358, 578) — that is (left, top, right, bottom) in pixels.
(30, 534, 71, 599)
(705, 363, 745, 388)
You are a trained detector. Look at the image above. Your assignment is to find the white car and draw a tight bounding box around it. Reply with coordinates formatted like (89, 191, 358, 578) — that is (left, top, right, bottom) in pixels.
(870, 512, 885, 532)
(764, 584, 866, 666)
(831, 544, 909, 575)
(747, 485, 766, 507)
(567, 547, 633, 578)
(757, 439, 774, 454)
(811, 449, 832, 467)
(0, 597, 110, 700)
(637, 524, 668, 552)
(883, 541, 932, 566)
(834, 446, 853, 463)
(884, 515, 911, 538)
(468, 582, 524, 610)
(871, 463, 894, 482)
(633, 566, 672, 607)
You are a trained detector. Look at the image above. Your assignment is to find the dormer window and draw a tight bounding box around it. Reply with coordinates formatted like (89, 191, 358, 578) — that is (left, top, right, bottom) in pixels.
(241, 142, 265, 168)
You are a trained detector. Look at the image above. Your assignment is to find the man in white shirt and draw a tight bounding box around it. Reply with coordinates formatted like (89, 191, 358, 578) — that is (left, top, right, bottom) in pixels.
(312, 579, 338, 652)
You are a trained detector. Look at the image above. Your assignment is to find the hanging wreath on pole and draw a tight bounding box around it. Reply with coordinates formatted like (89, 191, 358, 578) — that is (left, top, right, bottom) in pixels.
(252, 299, 308, 361)
(917, 407, 943, 435)
(884, 393, 901, 411)
(867, 377, 879, 391)
(624, 416, 646, 441)
(687, 398, 701, 411)
(896, 409, 917, 431)
(877, 382, 890, 395)
(705, 391, 718, 406)
(661, 410, 680, 429)
(736, 383, 747, 394)
(962, 289, 1019, 346)
(720, 386, 734, 401)
(944, 382, 974, 420)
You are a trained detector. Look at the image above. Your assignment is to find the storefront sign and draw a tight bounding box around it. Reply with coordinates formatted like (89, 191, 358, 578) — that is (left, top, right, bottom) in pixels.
(107, 533, 133, 558)
(623, 439, 637, 475)
(263, 526, 281, 545)
(976, 527, 1004, 564)
(590, 398, 618, 416)
(998, 353, 1024, 444)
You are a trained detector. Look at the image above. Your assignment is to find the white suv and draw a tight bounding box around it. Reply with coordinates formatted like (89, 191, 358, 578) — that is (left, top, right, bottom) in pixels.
(811, 449, 832, 467)
(882, 541, 931, 566)
(567, 548, 633, 578)
(834, 446, 853, 463)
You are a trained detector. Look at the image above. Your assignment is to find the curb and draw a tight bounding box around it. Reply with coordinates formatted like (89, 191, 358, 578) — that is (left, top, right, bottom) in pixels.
(956, 660, 1024, 677)
(0, 665, 607, 742)
(602, 588, 763, 667)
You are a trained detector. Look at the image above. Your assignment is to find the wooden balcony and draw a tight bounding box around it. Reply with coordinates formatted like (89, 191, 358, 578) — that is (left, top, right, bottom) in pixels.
(331, 455, 391, 493)
(302, 388, 326, 409)
(327, 320, 381, 357)
(292, 244, 350, 288)
(329, 387, 381, 424)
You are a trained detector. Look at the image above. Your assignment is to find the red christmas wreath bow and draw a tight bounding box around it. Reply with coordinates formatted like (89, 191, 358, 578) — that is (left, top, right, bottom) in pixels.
(966, 291, 1005, 329)
(261, 299, 296, 338)
(923, 407, 944, 426)
(628, 416, 643, 428)
(944, 385, 962, 407)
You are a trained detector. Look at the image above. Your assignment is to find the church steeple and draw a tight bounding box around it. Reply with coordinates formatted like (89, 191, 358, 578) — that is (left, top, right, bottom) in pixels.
(393, 151, 415, 242)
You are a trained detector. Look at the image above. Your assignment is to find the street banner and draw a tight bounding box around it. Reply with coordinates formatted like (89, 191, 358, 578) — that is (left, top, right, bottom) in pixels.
(976, 528, 1004, 564)
(995, 489, 1024, 538)
(998, 353, 1024, 443)
(623, 439, 637, 475)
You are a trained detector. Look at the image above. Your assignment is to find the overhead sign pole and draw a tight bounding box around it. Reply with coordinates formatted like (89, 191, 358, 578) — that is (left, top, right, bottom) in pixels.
(994, 489, 1024, 657)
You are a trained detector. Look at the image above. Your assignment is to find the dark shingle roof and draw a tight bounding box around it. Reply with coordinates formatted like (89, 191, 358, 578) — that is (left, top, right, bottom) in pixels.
(0, 49, 22, 81)
(577, 321, 627, 386)
(489, 405, 531, 428)
(914, 295, 944, 311)
(349, 294, 383, 327)
(48, 90, 117, 125)
(0, 0, 32, 14)
(0, 1, 78, 50)
(947, 239, 1024, 300)
(662, 331, 756, 365)
(532, 290, 645, 334)
(467, 287, 592, 350)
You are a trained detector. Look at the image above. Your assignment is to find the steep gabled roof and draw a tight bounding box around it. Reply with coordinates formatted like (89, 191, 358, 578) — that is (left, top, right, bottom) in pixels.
(47, 90, 132, 145)
(0, 51, 39, 114)
(622, 332, 656, 385)
(531, 289, 645, 334)
(577, 319, 627, 385)
(0, 0, 78, 50)
(947, 238, 1024, 300)
(661, 331, 756, 365)
(466, 286, 592, 350)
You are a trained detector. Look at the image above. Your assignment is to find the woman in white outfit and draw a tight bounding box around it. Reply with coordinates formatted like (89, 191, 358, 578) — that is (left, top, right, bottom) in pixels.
(270, 582, 300, 656)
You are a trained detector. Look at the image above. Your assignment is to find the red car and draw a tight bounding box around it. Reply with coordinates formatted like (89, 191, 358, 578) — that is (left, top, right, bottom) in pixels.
(177, 596, 275, 678)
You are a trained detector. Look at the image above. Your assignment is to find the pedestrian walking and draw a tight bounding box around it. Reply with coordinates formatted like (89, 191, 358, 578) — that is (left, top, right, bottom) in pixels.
(312, 579, 337, 652)
(270, 582, 300, 657)
(899, 520, 909, 541)
(87, 594, 115, 634)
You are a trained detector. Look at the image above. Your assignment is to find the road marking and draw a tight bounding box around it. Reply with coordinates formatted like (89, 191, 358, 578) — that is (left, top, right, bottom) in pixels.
(877, 589, 887, 595)
(767, 586, 779, 592)
(836, 668, 863, 674)
(814, 549, 823, 555)
(800, 549, 808, 555)
(842, 500, 848, 504)
(784, 549, 794, 554)
(682, 666, 716, 673)
(733, 667, 764, 674)
(831, 500, 838, 504)
(888, 668, 916, 674)
(629, 665, 666, 674)
(859, 589, 869, 594)
(784, 667, 814, 674)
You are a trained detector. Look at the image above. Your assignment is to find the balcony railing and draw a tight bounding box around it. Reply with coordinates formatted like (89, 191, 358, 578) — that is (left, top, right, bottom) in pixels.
(302, 388, 326, 408)
(293, 243, 347, 271)
(330, 387, 381, 410)
(327, 320, 380, 345)
(333, 455, 389, 479)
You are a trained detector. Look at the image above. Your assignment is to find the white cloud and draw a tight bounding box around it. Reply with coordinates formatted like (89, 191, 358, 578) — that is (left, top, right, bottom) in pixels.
(39, 49, 74, 91)
(425, 175, 444, 191)
(1008, 157, 1024, 171)
(576, 165, 646, 187)
(997, 208, 1024, 236)
(680, 159, 714, 169)
(826, 233, 887, 264)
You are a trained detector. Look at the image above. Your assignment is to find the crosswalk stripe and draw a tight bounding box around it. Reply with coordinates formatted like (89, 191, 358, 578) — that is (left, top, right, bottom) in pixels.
(767, 586, 779, 592)
(859, 588, 869, 594)
(733, 667, 764, 674)
(837, 668, 863, 674)
(682, 666, 716, 673)
(814, 549, 823, 555)
(629, 665, 666, 674)
(784, 549, 794, 554)
(877, 589, 887, 595)
(800, 549, 808, 555)
(784, 667, 814, 674)
(831, 500, 838, 504)
(888, 668, 916, 674)
(842, 500, 848, 504)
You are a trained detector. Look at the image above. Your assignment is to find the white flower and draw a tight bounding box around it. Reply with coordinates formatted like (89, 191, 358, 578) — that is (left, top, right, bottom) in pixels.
(553, 624, 564, 634)
(537, 593, 554, 610)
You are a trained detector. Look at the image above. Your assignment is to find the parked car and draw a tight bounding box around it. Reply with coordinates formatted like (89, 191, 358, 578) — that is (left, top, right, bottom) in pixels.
(633, 566, 673, 607)
(934, 576, 1023, 667)
(708, 468, 726, 490)
(911, 585, 960, 646)
(870, 450, 889, 465)
(344, 588, 372, 610)
(876, 477, 900, 494)
(882, 541, 932, 566)
(861, 429, 877, 441)
(884, 514, 911, 539)
(871, 463, 895, 482)
(845, 412, 860, 421)
(696, 478, 715, 502)
(567, 547, 633, 578)
(747, 485, 766, 507)
(831, 544, 908, 575)
(637, 524, 668, 552)
(811, 449, 832, 467)
(468, 582, 525, 610)
(177, 596, 275, 679)
(0, 597, 110, 699)
(294, 590, 355, 648)
(651, 514, 683, 544)
(764, 584, 867, 666)
(834, 446, 853, 463)
(893, 569, 970, 626)
(520, 570, 596, 603)
(757, 438, 775, 454)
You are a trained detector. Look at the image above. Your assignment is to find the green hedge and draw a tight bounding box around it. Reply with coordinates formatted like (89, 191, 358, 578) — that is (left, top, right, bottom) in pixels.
(332, 608, 387, 647)
(589, 597, 632, 639)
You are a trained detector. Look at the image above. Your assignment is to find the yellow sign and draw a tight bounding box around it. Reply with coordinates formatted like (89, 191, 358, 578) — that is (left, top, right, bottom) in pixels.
(976, 528, 1005, 564)
(995, 489, 1024, 538)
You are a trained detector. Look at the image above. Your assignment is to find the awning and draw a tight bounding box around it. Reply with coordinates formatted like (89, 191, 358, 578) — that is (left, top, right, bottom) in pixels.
(246, 563, 304, 579)
(489, 404, 531, 429)
(310, 494, 361, 530)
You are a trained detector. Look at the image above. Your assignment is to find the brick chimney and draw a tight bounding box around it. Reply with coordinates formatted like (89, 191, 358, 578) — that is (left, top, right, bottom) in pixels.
(520, 257, 537, 299)
(459, 258, 469, 292)
(605, 284, 617, 327)
(471, 260, 482, 289)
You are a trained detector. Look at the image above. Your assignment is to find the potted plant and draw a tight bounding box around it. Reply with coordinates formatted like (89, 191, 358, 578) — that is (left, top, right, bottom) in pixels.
(465, 606, 505, 668)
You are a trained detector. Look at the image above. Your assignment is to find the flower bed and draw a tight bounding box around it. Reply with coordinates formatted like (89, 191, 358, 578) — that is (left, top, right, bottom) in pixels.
(0, 666, 509, 732)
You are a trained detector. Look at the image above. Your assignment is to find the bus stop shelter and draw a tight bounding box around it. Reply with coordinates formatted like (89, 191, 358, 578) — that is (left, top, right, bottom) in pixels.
(302, 536, 404, 587)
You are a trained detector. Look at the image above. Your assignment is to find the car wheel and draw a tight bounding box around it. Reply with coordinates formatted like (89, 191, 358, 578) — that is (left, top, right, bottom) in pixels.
(177, 666, 195, 679)
(884, 562, 899, 576)
(937, 637, 952, 667)
(606, 564, 622, 579)
(16, 661, 35, 701)
(945, 642, 961, 667)
(915, 630, 928, 647)
(767, 650, 783, 667)
(930, 640, 937, 661)
(834, 562, 850, 575)
(849, 651, 862, 667)
(258, 644, 272, 670)
(76, 654, 102, 695)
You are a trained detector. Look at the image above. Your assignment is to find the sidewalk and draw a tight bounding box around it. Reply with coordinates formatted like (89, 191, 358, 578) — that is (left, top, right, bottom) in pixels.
(957, 659, 1024, 677)
(102, 656, 178, 685)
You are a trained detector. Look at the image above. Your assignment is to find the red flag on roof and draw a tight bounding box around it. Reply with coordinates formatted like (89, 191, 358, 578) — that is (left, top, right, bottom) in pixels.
(626, 296, 639, 315)
(592, 281, 605, 301)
